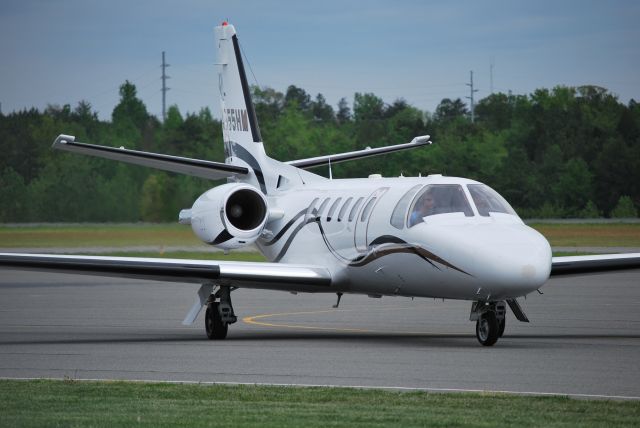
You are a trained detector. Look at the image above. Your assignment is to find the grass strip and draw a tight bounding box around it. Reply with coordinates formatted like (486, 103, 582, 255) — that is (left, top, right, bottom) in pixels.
(0, 224, 200, 248)
(1, 223, 639, 248)
(529, 223, 640, 247)
(0, 379, 639, 427)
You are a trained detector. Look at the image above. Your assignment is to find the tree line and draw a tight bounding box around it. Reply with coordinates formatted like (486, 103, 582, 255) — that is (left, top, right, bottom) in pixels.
(1, 81, 639, 222)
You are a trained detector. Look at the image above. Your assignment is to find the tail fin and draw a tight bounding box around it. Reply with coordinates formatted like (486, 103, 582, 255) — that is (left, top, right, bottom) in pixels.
(214, 22, 326, 193)
(215, 22, 265, 162)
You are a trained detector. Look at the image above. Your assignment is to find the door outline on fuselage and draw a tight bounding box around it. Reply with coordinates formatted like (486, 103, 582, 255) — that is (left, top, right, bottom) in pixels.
(354, 187, 389, 251)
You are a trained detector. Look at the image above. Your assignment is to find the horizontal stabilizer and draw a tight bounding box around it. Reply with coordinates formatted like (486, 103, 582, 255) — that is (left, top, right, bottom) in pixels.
(0, 253, 332, 291)
(287, 135, 432, 169)
(551, 253, 640, 276)
(53, 135, 248, 180)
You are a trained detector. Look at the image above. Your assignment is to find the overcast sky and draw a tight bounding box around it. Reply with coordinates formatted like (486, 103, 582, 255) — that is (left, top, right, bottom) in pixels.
(1, 0, 638, 121)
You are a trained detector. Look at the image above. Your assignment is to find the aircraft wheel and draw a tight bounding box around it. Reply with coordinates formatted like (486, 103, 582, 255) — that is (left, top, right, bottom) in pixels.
(476, 312, 499, 346)
(205, 302, 228, 340)
(498, 317, 506, 338)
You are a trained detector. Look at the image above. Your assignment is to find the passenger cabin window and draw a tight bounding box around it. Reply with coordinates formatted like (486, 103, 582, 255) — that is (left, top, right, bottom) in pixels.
(467, 184, 517, 217)
(326, 198, 342, 222)
(390, 184, 423, 229)
(337, 197, 353, 222)
(306, 198, 319, 216)
(360, 197, 377, 222)
(316, 198, 331, 218)
(348, 197, 364, 222)
(408, 184, 473, 227)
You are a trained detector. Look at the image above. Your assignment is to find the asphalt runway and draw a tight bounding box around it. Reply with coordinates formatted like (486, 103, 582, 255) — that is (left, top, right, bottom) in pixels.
(1, 269, 639, 398)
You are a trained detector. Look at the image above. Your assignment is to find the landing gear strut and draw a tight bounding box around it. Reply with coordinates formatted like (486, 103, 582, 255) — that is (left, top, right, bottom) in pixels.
(470, 301, 506, 346)
(205, 286, 237, 340)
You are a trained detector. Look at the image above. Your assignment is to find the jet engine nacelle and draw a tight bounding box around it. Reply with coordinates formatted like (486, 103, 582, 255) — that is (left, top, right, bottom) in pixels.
(190, 183, 268, 250)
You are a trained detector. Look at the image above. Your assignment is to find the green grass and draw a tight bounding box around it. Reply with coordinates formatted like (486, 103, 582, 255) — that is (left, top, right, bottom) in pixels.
(0, 223, 200, 248)
(0, 380, 638, 427)
(552, 252, 598, 257)
(529, 223, 640, 247)
(1, 223, 639, 250)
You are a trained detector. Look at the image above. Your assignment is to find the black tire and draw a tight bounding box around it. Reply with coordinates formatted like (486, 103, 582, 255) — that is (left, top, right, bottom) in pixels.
(498, 317, 506, 338)
(476, 312, 499, 346)
(205, 302, 228, 340)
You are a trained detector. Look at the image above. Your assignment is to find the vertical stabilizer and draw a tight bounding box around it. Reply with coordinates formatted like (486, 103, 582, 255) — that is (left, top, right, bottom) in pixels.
(215, 24, 267, 174)
(214, 22, 325, 193)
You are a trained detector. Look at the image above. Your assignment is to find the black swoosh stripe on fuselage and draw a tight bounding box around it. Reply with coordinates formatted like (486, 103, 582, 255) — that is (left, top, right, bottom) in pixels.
(264, 208, 308, 247)
(348, 235, 471, 275)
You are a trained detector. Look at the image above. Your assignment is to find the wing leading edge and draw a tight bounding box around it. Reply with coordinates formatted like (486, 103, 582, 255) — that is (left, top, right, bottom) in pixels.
(551, 253, 640, 276)
(0, 253, 331, 291)
(53, 135, 248, 180)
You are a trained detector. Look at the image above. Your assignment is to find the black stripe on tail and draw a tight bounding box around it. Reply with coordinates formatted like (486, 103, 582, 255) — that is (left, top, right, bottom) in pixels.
(232, 35, 262, 143)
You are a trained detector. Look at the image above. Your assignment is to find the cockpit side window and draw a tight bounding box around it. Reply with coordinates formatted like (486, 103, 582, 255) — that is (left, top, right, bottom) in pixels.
(390, 184, 423, 229)
(467, 184, 517, 217)
(408, 184, 474, 227)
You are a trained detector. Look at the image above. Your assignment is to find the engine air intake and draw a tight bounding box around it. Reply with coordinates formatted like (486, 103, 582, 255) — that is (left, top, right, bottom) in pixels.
(226, 189, 267, 231)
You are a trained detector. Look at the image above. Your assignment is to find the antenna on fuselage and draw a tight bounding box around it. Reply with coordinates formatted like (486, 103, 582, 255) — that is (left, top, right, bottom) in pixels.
(328, 157, 333, 180)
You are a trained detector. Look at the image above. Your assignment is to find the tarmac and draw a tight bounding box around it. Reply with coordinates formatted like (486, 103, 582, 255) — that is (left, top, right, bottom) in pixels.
(1, 267, 639, 399)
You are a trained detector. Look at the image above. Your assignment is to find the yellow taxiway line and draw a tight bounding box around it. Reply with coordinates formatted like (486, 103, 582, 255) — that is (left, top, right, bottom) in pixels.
(242, 308, 468, 336)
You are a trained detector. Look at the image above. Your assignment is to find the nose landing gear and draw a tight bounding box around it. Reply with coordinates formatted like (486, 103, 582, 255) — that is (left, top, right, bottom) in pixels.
(470, 301, 506, 346)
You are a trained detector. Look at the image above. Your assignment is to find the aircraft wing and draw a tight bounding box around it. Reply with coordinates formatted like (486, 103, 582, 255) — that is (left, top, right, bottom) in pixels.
(0, 253, 331, 291)
(550, 253, 640, 276)
(287, 135, 432, 169)
(53, 135, 248, 180)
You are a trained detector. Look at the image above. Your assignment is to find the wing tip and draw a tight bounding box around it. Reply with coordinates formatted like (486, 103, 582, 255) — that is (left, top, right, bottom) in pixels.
(52, 134, 75, 148)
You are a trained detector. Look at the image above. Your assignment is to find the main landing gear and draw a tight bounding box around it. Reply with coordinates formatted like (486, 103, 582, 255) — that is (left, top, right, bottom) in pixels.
(470, 299, 529, 346)
(205, 286, 237, 340)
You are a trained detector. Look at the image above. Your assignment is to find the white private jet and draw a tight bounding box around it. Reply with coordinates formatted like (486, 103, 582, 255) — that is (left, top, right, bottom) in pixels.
(1, 22, 639, 346)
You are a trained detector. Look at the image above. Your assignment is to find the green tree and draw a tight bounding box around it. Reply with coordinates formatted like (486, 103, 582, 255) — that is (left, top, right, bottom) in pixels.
(336, 97, 351, 124)
(140, 173, 176, 222)
(311, 94, 335, 123)
(553, 158, 593, 217)
(434, 98, 468, 124)
(284, 85, 311, 112)
(578, 200, 600, 218)
(111, 81, 152, 148)
(611, 196, 638, 218)
(0, 167, 28, 221)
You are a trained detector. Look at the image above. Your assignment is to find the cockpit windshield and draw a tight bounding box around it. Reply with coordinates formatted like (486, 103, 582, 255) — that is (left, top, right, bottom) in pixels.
(467, 184, 517, 217)
(407, 184, 473, 227)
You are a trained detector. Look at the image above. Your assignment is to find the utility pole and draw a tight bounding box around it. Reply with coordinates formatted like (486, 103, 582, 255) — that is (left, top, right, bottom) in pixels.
(490, 61, 494, 95)
(161, 51, 170, 122)
(466, 70, 479, 123)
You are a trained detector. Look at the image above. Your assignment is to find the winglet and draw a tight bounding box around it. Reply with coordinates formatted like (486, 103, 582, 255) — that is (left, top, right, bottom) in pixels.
(53, 134, 75, 147)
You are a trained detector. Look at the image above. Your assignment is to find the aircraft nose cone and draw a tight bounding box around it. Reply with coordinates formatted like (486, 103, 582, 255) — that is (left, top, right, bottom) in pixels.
(473, 225, 551, 298)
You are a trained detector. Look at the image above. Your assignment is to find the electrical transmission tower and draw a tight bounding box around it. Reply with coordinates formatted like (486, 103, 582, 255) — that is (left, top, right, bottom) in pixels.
(161, 51, 170, 122)
(466, 70, 479, 123)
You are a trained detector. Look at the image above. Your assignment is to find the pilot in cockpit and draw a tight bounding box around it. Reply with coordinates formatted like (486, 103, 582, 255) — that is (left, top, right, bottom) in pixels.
(408, 188, 437, 227)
